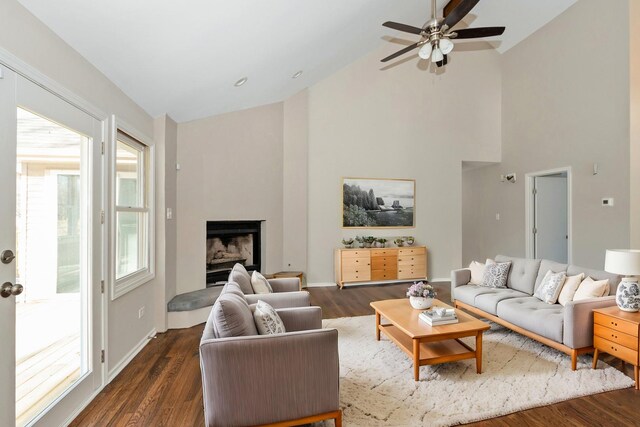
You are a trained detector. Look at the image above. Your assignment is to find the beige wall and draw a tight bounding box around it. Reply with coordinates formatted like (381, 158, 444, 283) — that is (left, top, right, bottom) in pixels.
(176, 103, 284, 294)
(462, 0, 631, 269)
(282, 90, 309, 272)
(306, 42, 502, 283)
(0, 0, 157, 373)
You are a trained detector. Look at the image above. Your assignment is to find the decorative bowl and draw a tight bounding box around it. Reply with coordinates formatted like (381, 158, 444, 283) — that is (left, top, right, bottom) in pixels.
(409, 296, 433, 310)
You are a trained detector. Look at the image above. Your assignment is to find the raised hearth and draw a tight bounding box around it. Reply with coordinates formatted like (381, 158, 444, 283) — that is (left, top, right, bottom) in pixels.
(206, 220, 262, 287)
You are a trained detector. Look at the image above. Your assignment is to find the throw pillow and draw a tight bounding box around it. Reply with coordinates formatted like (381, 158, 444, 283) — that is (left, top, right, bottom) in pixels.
(557, 273, 585, 306)
(251, 271, 273, 294)
(468, 261, 486, 285)
(533, 270, 567, 304)
(253, 300, 286, 335)
(221, 281, 245, 298)
(229, 263, 253, 294)
(481, 261, 511, 288)
(211, 293, 258, 338)
(573, 277, 610, 301)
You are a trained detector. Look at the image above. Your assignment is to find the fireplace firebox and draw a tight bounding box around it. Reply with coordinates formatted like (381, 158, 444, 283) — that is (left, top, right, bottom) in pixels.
(206, 220, 262, 287)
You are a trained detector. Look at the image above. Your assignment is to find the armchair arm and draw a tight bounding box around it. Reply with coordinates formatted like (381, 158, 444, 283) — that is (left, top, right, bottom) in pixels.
(563, 296, 616, 349)
(276, 306, 322, 331)
(245, 291, 310, 308)
(268, 277, 301, 292)
(451, 268, 471, 302)
(200, 329, 339, 427)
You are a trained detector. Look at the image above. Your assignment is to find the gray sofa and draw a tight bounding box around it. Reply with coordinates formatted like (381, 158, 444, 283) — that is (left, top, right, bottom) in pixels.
(200, 283, 341, 427)
(451, 255, 621, 370)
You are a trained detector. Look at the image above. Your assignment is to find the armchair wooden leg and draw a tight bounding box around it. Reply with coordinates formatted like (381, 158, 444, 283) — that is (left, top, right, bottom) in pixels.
(335, 409, 343, 427)
(571, 349, 578, 371)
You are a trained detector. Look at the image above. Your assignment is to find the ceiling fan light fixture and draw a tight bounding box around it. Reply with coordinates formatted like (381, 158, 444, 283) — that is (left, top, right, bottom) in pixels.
(431, 46, 444, 63)
(418, 43, 433, 60)
(440, 38, 454, 55)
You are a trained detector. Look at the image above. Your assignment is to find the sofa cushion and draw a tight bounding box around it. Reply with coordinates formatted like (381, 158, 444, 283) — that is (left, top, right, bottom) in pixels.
(533, 270, 567, 304)
(534, 260, 568, 291)
(481, 262, 511, 288)
(495, 255, 541, 295)
(566, 265, 621, 295)
(474, 289, 530, 315)
(557, 273, 585, 306)
(496, 297, 564, 343)
(211, 292, 258, 338)
(573, 277, 610, 301)
(253, 300, 286, 335)
(221, 281, 245, 298)
(469, 261, 486, 285)
(229, 264, 254, 294)
(453, 285, 495, 307)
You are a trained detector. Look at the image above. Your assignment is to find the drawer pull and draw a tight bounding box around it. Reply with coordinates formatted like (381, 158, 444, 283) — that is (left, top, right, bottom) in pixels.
(611, 346, 617, 352)
(611, 322, 618, 326)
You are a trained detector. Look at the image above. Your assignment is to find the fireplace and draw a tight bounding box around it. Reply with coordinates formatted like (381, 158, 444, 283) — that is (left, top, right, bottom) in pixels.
(206, 221, 262, 287)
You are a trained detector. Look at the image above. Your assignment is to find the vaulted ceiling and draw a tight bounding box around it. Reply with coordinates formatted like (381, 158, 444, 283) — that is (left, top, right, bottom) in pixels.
(18, 0, 576, 122)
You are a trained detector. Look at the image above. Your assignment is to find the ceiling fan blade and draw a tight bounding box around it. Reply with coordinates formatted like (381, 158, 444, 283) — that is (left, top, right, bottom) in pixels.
(382, 21, 423, 35)
(453, 27, 505, 39)
(443, 0, 480, 29)
(381, 42, 420, 62)
(436, 54, 448, 68)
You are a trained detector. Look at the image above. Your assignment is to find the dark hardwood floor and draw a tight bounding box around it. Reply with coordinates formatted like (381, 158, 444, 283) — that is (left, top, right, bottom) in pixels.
(71, 282, 639, 426)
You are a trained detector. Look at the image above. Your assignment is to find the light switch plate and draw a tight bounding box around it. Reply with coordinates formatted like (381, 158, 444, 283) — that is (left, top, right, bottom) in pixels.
(602, 198, 614, 207)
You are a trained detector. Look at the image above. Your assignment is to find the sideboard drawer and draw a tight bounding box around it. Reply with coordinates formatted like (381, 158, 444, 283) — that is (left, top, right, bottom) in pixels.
(594, 336, 638, 365)
(595, 313, 639, 337)
(398, 266, 427, 280)
(371, 270, 398, 281)
(371, 249, 398, 257)
(342, 270, 371, 283)
(341, 250, 371, 259)
(397, 256, 427, 267)
(371, 257, 398, 270)
(594, 324, 638, 350)
(398, 247, 426, 256)
(341, 256, 370, 268)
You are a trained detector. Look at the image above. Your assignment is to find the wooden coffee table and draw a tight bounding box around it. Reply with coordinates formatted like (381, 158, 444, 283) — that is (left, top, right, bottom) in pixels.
(370, 298, 490, 381)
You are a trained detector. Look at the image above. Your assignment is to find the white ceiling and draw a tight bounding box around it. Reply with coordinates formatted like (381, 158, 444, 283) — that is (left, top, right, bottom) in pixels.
(18, 0, 576, 122)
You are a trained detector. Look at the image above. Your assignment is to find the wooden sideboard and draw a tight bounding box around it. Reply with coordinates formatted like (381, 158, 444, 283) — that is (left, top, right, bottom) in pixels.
(334, 246, 427, 288)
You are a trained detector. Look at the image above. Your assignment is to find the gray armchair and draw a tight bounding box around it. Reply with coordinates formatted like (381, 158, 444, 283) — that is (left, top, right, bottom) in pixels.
(229, 264, 310, 309)
(200, 300, 342, 426)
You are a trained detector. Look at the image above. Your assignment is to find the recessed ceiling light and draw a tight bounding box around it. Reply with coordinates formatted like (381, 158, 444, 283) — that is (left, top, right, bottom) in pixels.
(292, 70, 303, 79)
(234, 77, 248, 87)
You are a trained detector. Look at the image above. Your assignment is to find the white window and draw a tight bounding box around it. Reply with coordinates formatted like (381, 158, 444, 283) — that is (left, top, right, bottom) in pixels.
(112, 128, 153, 299)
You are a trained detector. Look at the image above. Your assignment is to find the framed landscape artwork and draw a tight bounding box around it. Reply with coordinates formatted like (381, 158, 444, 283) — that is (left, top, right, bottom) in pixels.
(342, 177, 415, 228)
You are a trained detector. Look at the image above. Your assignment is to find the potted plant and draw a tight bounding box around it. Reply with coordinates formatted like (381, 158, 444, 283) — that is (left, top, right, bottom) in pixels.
(363, 236, 376, 248)
(342, 238, 354, 248)
(404, 236, 415, 246)
(376, 238, 387, 248)
(394, 238, 404, 247)
(406, 281, 436, 309)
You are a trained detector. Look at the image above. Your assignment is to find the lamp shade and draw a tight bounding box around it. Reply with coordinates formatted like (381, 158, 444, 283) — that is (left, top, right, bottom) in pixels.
(418, 43, 433, 60)
(604, 249, 640, 276)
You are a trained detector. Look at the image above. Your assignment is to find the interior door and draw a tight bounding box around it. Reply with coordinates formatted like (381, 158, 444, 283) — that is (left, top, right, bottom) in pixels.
(0, 65, 104, 427)
(534, 175, 568, 263)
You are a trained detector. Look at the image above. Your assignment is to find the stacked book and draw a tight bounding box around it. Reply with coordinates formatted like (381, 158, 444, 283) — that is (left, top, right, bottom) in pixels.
(419, 307, 458, 326)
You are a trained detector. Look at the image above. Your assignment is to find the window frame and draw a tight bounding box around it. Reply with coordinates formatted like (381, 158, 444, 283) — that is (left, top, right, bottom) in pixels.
(110, 117, 155, 300)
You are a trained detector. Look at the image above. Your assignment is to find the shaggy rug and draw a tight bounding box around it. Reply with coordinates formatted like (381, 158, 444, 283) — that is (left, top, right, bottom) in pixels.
(318, 315, 634, 426)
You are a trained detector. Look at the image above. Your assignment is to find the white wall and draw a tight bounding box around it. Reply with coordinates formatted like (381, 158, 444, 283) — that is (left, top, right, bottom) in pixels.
(630, 1, 640, 248)
(0, 0, 157, 373)
(306, 43, 502, 283)
(462, 0, 631, 269)
(282, 90, 309, 272)
(176, 103, 284, 294)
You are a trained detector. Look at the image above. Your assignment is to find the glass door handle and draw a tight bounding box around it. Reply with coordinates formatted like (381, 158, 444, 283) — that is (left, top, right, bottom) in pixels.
(1, 249, 15, 264)
(0, 282, 23, 298)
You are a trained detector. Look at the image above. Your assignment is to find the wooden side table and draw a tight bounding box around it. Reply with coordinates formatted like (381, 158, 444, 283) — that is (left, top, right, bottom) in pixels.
(592, 306, 640, 390)
(264, 271, 305, 290)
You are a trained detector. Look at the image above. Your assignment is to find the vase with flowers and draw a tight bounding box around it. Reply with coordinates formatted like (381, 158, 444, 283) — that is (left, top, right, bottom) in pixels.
(406, 281, 436, 309)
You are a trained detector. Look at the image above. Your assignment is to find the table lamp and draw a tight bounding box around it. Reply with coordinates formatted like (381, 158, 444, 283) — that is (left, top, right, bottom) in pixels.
(604, 249, 640, 312)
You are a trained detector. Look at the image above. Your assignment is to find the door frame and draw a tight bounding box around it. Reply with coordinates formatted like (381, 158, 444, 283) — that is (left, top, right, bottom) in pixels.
(0, 47, 110, 425)
(525, 166, 572, 263)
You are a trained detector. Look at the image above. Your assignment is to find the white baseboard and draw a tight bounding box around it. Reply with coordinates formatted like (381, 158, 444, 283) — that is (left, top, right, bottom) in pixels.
(431, 277, 450, 282)
(60, 384, 106, 427)
(108, 327, 157, 382)
(305, 282, 338, 288)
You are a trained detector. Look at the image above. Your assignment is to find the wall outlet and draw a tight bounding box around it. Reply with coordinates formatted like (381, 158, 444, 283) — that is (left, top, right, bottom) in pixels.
(602, 198, 614, 207)
(138, 306, 145, 319)
(495, 213, 500, 220)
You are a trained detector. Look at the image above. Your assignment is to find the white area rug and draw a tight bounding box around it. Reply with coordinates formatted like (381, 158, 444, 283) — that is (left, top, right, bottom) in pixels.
(320, 315, 634, 426)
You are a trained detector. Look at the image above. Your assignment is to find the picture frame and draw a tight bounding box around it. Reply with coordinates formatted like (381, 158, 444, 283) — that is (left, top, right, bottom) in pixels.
(342, 177, 415, 228)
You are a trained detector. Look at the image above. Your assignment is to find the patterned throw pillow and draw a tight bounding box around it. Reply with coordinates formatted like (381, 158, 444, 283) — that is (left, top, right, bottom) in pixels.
(480, 262, 511, 288)
(534, 270, 567, 304)
(251, 271, 273, 294)
(253, 300, 286, 335)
